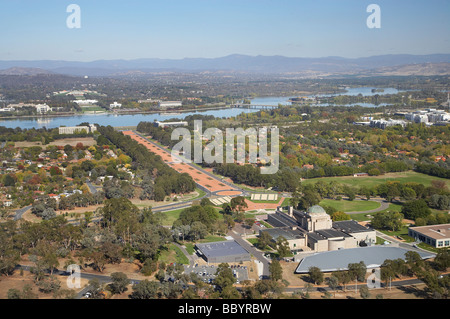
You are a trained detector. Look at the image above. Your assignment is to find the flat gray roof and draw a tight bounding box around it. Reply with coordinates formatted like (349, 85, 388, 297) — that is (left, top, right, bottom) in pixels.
(261, 227, 305, 241)
(295, 246, 435, 273)
(333, 220, 373, 234)
(196, 240, 250, 258)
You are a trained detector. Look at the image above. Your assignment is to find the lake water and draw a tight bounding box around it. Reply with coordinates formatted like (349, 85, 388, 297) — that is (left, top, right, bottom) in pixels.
(250, 87, 402, 108)
(0, 87, 404, 129)
(316, 87, 401, 97)
(0, 108, 259, 129)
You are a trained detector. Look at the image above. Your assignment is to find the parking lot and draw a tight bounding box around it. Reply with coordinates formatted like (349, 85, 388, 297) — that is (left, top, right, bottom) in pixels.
(183, 264, 249, 284)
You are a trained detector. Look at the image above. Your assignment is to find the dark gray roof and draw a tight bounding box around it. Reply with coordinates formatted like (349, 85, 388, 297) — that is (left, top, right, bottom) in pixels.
(316, 229, 350, 239)
(307, 232, 327, 242)
(195, 240, 250, 258)
(333, 220, 372, 234)
(269, 211, 298, 228)
(295, 246, 435, 273)
(261, 227, 305, 241)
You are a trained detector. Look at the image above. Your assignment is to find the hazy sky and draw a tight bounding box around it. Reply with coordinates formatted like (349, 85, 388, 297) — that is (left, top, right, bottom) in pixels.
(0, 0, 449, 61)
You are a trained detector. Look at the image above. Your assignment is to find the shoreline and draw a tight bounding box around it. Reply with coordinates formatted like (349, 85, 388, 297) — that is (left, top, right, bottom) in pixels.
(0, 105, 232, 121)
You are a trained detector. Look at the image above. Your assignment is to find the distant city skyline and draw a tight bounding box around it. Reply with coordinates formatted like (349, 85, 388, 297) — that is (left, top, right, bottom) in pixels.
(0, 0, 449, 61)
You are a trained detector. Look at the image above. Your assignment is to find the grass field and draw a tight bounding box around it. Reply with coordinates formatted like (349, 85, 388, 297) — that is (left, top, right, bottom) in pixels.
(350, 203, 403, 221)
(301, 171, 450, 188)
(319, 199, 381, 212)
(158, 244, 189, 265)
(161, 208, 184, 226)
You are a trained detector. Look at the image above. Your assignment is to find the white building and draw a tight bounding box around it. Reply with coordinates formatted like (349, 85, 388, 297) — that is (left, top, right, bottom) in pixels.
(35, 104, 52, 114)
(73, 100, 98, 106)
(110, 101, 122, 108)
(58, 124, 97, 135)
(0, 107, 15, 112)
(154, 121, 188, 128)
(158, 101, 182, 109)
(370, 119, 407, 129)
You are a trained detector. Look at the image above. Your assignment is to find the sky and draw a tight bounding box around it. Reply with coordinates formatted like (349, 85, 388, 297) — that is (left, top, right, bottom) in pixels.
(0, 0, 449, 61)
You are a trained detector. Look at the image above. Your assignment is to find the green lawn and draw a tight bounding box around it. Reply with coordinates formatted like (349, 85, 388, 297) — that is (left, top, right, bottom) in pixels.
(319, 199, 381, 213)
(302, 171, 450, 189)
(158, 244, 190, 265)
(349, 203, 403, 222)
(379, 226, 415, 242)
(161, 208, 184, 226)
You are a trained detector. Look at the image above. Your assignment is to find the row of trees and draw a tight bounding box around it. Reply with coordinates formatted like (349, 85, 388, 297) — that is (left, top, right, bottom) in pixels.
(98, 125, 196, 200)
(307, 250, 449, 299)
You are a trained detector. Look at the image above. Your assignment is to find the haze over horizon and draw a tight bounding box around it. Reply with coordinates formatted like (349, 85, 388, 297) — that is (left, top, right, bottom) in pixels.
(0, 0, 449, 62)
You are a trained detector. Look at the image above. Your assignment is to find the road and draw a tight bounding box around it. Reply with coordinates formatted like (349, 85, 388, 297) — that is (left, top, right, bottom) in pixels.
(85, 179, 99, 194)
(227, 230, 271, 278)
(345, 197, 390, 215)
(14, 205, 31, 221)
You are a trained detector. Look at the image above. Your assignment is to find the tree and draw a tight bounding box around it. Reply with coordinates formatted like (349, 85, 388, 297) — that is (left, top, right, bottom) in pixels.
(299, 190, 321, 210)
(433, 249, 450, 271)
(87, 278, 105, 299)
(326, 275, 339, 297)
(359, 286, 371, 299)
(308, 266, 324, 285)
(110, 272, 130, 294)
(258, 231, 272, 250)
(230, 196, 248, 213)
(269, 259, 283, 282)
(275, 236, 290, 258)
(330, 211, 351, 221)
(371, 211, 403, 231)
(401, 199, 431, 220)
(130, 280, 160, 299)
(214, 263, 236, 292)
(348, 261, 367, 282)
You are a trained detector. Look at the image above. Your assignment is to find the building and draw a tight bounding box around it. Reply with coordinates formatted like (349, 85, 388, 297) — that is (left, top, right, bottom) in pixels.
(262, 206, 376, 253)
(370, 119, 407, 129)
(195, 240, 251, 263)
(153, 120, 188, 128)
(110, 102, 122, 108)
(58, 124, 97, 135)
(158, 101, 182, 109)
(408, 224, 450, 248)
(35, 104, 52, 114)
(73, 100, 98, 106)
(0, 107, 15, 112)
(405, 109, 450, 125)
(294, 246, 434, 274)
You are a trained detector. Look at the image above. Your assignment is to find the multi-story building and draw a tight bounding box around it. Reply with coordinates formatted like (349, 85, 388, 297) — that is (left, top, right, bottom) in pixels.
(35, 104, 52, 114)
(408, 224, 450, 248)
(58, 124, 97, 135)
(262, 206, 376, 253)
(158, 101, 182, 109)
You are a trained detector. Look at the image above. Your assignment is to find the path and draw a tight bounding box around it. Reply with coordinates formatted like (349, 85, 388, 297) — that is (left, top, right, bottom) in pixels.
(344, 198, 390, 215)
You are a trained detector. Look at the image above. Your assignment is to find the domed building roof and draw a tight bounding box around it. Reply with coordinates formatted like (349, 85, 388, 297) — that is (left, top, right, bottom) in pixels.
(307, 205, 326, 215)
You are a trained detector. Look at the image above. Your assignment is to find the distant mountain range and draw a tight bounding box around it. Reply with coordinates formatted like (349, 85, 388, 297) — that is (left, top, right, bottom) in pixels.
(0, 54, 449, 77)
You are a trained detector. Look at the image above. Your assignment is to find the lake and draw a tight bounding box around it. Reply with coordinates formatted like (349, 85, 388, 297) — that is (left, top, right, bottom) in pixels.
(250, 87, 403, 108)
(0, 87, 406, 129)
(0, 108, 260, 129)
